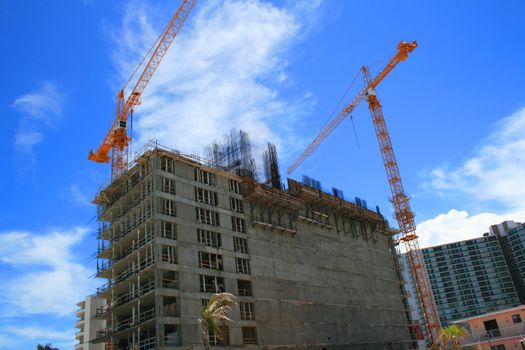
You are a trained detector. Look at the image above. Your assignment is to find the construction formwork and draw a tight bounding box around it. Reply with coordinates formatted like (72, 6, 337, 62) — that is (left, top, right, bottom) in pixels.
(91, 139, 416, 350)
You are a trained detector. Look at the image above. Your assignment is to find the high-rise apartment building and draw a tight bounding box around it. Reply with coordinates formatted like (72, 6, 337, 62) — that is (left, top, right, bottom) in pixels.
(403, 221, 525, 346)
(89, 139, 414, 350)
(492, 221, 525, 303)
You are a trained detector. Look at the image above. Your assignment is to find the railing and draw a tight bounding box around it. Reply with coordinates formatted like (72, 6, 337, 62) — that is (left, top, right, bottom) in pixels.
(138, 336, 156, 350)
(163, 335, 180, 347)
(238, 287, 252, 297)
(115, 232, 154, 261)
(96, 256, 154, 295)
(461, 323, 525, 346)
(97, 177, 152, 219)
(96, 280, 155, 316)
(161, 252, 177, 264)
(113, 255, 154, 285)
(162, 277, 179, 289)
(95, 308, 156, 340)
(111, 207, 153, 243)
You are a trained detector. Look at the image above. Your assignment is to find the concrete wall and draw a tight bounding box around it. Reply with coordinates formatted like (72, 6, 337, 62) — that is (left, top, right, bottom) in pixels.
(93, 149, 413, 350)
(160, 154, 413, 349)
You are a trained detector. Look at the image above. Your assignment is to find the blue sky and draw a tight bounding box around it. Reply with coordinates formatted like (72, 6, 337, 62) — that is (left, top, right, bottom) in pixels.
(1, 0, 525, 348)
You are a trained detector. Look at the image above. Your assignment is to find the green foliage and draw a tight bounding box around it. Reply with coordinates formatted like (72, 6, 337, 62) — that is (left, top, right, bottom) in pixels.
(438, 324, 468, 350)
(199, 292, 238, 350)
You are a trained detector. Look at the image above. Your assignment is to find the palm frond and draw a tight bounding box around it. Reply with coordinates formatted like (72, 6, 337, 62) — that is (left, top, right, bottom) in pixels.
(199, 293, 238, 349)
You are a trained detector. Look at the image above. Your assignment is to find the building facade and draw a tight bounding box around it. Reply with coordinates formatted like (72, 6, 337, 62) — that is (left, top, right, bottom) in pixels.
(493, 222, 525, 304)
(403, 221, 525, 347)
(454, 305, 525, 349)
(90, 144, 414, 350)
(75, 296, 106, 350)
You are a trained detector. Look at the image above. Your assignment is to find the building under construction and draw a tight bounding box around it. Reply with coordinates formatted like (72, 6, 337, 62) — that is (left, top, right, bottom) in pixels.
(90, 131, 415, 350)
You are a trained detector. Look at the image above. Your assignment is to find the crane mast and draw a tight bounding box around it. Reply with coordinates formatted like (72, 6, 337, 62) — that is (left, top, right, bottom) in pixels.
(287, 41, 441, 346)
(287, 41, 418, 175)
(88, 0, 196, 180)
(363, 66, 441, 345)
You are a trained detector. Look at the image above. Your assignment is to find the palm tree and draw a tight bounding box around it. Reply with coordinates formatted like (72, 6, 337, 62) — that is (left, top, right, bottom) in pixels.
(199, 292, 238, 350)
(438, 324, 468, 350)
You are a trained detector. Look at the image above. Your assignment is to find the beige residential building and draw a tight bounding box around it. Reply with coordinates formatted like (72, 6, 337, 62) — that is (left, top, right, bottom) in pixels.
(76, 296, 106, 350)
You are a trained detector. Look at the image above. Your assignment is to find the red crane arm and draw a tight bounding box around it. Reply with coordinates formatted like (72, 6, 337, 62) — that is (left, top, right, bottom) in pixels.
(286, 41, 417, 174)
(88, 0, 196, 166)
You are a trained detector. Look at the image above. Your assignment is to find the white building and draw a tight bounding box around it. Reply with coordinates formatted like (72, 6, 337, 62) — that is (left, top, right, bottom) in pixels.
(75, 295, 106, 350)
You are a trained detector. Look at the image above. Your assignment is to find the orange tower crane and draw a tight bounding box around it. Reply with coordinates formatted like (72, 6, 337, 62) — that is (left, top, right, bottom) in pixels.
(88, 0, 196, 180)
(287, 41, 441, 346)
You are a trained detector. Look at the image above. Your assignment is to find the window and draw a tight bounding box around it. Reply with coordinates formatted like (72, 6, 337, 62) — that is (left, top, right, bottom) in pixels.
(230, 197, 243, 213)
(161, 221, 176, 240)
(197, 229, 221, 248)
(196, 208, 220, 226)
(490, 345, 505, 350)
(195, 187, 218, 206)
(200, 275, 225, 293)
(209, 326, 229, 346)
(162, 271, 178, 289)
(160, 156, 174, 173)
(161, 245, 177, 264)
(234, 237, 248, 254)
(228, 179, 241, 194)
(512, 314, 522, 323)
(240, 302, 254, 320)
(237, 280, 252, 296)
(199, 252, 223, 270)
(161, 199, 176, 216)
(232, 217, 246, 233)
(236, 258, 250, 274)
(195, 168, 217, 186)
(163, 296, 177, 317)
(160, 176, 175, 194)
(164, 324, 179, 347)
(242, 327, 257, 345)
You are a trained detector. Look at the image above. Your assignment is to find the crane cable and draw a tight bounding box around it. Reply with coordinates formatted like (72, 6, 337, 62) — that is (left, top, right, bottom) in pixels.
(122, 25, 166, 93)
(320, 67, 362, 131)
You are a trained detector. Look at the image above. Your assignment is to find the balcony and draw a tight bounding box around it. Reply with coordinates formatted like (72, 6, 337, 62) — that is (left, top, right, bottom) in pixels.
(96, 232, 154, 277)
(75, 319, 85, 329)
(96, 280, 155, 316)
(95, 308, 156, 341)
(461, 323, 525, 346)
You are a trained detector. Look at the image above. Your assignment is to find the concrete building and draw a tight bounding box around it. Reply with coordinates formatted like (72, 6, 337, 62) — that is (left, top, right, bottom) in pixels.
(403, 221, 525, 346)
(492, 222, 525, 304)
(90, 140, 415, 350)
(403, 234, 520, 329)
(454, 305, 525, 349)
(75, 296, 106, 350)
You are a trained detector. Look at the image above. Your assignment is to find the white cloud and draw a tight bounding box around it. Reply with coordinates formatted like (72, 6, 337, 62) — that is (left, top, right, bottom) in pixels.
(11, 81, 64, 173)
(15, 131, 43, 150)
(112, 0, 321, 163)
(69, 183, 92, 207)
(417, 107, 525, 247)
(0, 227, 92, 316)
(8, 326, 74, 341)
(416, 209, 519, 248)
(12, 81, 63, 123)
